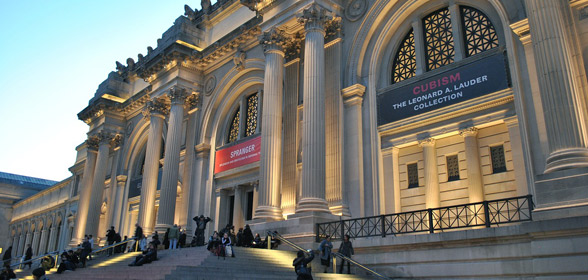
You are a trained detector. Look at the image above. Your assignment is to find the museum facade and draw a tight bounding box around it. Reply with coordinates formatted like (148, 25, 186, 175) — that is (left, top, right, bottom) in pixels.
(5, 0, 588, 277)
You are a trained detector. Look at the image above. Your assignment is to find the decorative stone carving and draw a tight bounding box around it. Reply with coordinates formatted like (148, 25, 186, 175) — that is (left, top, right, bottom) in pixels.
(143, 98, 170, 118)
(298, 4, 331, 32)
(184, 4, 196, 21)
(186, 93, 200, 113)
(233, 48, 247, 71)
(111, 134, 124, 149)
(459, 127, 479, 137)
(201, 0, 211, 13)
(283, 32, 303, 61)
(167, 87, 189, 105)
(240, 0, 261, 12)
(259, 28, 288, 53)
(418, 138, 436, 147)
(325, 16, 343, 42)
(86, 136, 100, 151)
(204, 75, 216, 96)
(345, 0, 368, 22)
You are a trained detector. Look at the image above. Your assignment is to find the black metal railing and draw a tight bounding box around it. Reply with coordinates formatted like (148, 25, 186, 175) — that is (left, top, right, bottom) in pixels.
(317, 195, 533, 241)
(267, 231, 391, 280)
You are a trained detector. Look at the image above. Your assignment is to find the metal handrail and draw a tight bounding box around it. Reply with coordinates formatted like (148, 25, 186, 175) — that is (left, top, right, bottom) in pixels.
(267, 231, 391, 280)
(91, 238, 134, 256)
(9, 250, 61, 270)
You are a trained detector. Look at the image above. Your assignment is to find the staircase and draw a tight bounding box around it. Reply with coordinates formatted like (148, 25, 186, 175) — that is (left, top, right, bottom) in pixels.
(14, 246, 380, 280)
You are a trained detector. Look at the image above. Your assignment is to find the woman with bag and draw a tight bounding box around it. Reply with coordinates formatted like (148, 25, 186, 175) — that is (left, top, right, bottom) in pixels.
(318, 235, 333, 273)
(293, 249, 314, 280)
(222, 232, 235, 258)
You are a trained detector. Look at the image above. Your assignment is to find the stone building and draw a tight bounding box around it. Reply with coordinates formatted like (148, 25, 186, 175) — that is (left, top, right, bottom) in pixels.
(7, 0, 588, 277)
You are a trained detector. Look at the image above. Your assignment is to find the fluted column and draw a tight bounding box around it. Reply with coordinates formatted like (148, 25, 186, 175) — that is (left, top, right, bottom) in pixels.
(342, 84, 365, 217)
(18, 232, 26, 256)
(31, 229, 40, 256)
(105, 135, 123, 232)
(86, 131, 114, 240)
(460, 128, 484, 203)
(419, 138, 440, 208)
(111, 175, 127, 231)
(180, 94, 201, 234)
(156, 87, 189, 232)
(138, 99, 168, 236)
(233, 186, 245, 230)
(12, 235, 19, 255)
(296, 4, 331, 213)
(38, 229, 48, 255)
(47, 226, 57, 253)
(255, 28, 287, 220)
(526, 0, 588, 172)
(72, 138, 99, 245)
(23, 232, 31, 256)
(189, 144, 211, 226)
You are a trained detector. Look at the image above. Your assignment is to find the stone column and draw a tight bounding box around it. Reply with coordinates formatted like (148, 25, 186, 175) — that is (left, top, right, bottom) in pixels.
(233, 186, 245, 230)
(156, 87, 189, 232)
(505, 117, 530, 196)
(342, 84, 365, 217)
(525, 0, 588, 172)
(47, 226, 57, 253)
(23, 232, 31, 256)
(296, 4, 331, 214)
(105, 135, 123, 232)
(460, 127, 484, 203)
(72, 138, 99, 244)
(111, 175, 127, 232)
(282, 56, 301, 217)
(419, 138, 440, 208)
(31, 229, 40, 256)
(85, 131, 114, 240)
(189, 144, 211, 227)
(382, 146, 401, 214)
(255, 28, 287, 220)
(179, 94, 201, 234)
(12, 235, 19, 255)
(138, 99, 168, 236)
(38, 229, 48, 255)
(18, 232, 26, 256)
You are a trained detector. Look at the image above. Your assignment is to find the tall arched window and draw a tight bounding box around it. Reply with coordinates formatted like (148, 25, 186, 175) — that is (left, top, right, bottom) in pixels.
(391, 5, 499, 84)
(226, 92, 260, 144)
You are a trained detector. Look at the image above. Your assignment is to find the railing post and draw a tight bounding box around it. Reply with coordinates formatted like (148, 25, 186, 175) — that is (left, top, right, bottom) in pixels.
(340, 220, 345, 240)
(483, 201, 491, 228)
(316, 223, 320, 243)
(333, 254, 337, 274)
(428, 209, 434, 233)
(381, 215, 386, 238)
(527, 194, 534, 221)
(267, 235, 272, 250)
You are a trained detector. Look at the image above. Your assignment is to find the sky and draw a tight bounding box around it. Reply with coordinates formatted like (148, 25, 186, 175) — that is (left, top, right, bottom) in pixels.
(0, 1, 208, 181)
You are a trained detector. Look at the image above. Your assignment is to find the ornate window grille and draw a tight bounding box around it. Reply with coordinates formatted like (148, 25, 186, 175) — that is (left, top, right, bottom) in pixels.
(245, 93, 258, 137)
(490, 145, 506, 173)
(424, 8, 455, 71)
(407, 163, 419, 188)
(392, 30, 416, 84)
(228, 110, 240, 143)
(461, 6, 499, 57)
(391, 5, 499, 84)
(446, 155, 460, 181)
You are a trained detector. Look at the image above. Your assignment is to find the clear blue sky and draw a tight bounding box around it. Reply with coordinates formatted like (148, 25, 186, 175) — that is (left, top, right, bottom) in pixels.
(0, 1, 207, 181)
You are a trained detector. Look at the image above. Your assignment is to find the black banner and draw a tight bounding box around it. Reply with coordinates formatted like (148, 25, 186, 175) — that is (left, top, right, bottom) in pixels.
(377, 52, 510, 125)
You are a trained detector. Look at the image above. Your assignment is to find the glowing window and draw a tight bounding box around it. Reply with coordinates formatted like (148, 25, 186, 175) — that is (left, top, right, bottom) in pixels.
(407, 163, 419, 188)
(490, 145, 506, 173)
(424, 8, 455, 71)
(392, 30, 416, 84)
(461, 6, 499, 57)
(446, 155, 460, 181)
(228, 110, 240, 143)
(245, 93, 258, 137)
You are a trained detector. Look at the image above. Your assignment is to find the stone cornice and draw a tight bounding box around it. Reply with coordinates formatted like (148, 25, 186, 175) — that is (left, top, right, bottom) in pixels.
(121, 86, 152, 115)
(341, 83, 365, 106)
(78, 98, 122, 125)
(418, 138, 436, 147)
(510, 19, 531, 45)
(195, 143, 211, 158)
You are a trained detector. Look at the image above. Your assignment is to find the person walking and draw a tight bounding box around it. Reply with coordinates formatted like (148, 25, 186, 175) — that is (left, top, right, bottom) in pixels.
(106, 226, 117, 256)
(318, 235, 333, 273)
(1, 246, 11, 267)
(293, 249, 315, 280)
(168, 224, 180, 250)
(23, 244, 33, 269)
(338, 234, 354, 274)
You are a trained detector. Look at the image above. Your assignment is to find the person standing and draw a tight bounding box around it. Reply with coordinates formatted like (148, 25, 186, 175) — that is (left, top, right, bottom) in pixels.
(80, 237, 91, 268)
(134, 224, 143, 251)
(178, 229, 187, 248)
(338, 234, 354, 274)
(293, 249, 315, 280)
(23, 244, 33, 269)
(1, 246, 11, 267)
(243, 225, 254, 247)
(318, 235, 333, 273)
(88, 235, 94, 260)
(168, 224, 179, 250)
(106, 226, 117, 256)
(193, 215, 211, 246)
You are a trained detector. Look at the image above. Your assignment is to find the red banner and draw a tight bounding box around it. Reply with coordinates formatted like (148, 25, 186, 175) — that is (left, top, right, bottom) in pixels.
(214, 136, 261, 174)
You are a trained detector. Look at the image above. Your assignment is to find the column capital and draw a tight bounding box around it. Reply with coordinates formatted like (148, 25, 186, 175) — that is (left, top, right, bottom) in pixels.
(298, 4, 331, 33)
(95, 130, 116, 145)
(283, 32, 303, 61)
(85, 136, 100, 151)
(259, 27, 288, 55)
(418, 138, 436, 147)
(324, 16, 342, 42)
(111, 134, 124, 150)
(341, 84, 365, 106)
(459, 127, 478, 138)
(195, 143, 211, 158)
(143, 97, 170, 118)
(503, 116, 519, 128)
(167, 86, 191, 105)
(186, 93, 201, 114)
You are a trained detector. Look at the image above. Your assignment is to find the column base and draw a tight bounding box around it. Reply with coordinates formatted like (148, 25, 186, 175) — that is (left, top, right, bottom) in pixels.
(329, 204, 351, 217)
(296, 197, 330, 214)
(254, 205, 284, 221)
(545, 148, 588, 173)
(154, 223, 172, 235)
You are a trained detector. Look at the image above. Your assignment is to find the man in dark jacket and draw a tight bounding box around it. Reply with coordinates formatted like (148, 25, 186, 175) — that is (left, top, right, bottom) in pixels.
(242, 225, 254, 247)
(193, 215, 211, 246)
(293, 249, 315, 280)
(80, 237, 92, 268)
(106, 226, 117, 256)
(1, 246, 11, 267)
(23, 244, 33, 269)
(134, 224, 143, 251)
(128, 242, 157, 266)
(338, 234, 354, 274)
